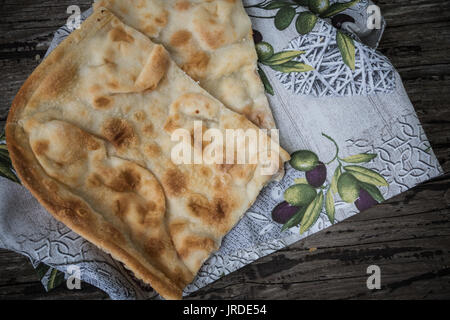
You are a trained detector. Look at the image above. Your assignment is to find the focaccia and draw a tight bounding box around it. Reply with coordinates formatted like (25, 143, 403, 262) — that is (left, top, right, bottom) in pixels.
(93, 0, 276, 130)
(6, 8, 289, 299)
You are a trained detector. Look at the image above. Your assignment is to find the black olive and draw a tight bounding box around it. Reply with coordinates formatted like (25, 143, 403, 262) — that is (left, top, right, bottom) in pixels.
(252, 29, 263, 44)
(355, 189, 378, 212)
(331, 14, 355, 29)
(272, 201, 300, 224)
(306, 162, 327, 188)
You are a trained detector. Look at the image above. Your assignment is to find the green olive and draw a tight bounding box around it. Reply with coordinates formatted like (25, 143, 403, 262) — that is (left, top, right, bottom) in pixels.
(290, 150, 319, 172)
(255, 41, 274, 61)
(337, 172, 360, 203)
(296, 11, 318, 35)
(309, 0, 330, 15)
(284, 184, 317, 207)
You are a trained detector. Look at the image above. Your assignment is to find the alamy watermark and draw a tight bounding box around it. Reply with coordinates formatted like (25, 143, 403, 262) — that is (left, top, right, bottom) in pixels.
(65, 4, 383, 31)
(367, 5, 382, 30)
(171, 121, 282, 176)
(66, 5, 81, 30)
(366, 265, 381, 290)
(66, 265, 81, 290)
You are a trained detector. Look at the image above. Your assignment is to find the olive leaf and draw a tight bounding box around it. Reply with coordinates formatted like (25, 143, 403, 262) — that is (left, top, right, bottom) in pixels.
(330, 165, 341, 194)
(336, 30, 355, 70)
(0, 133, 20, 183)
(296, 11, 318, 35)
(258, 67, 274, 95)
(293, 0, 310, 6)
(0, 149, 11, 163)
(325, 189, 335, 224)
(263, 1, 295, 10)
(35, 263, 51, 280)
(0, 148, 20, 183)
(344, 165, 388, 187)
(300, 191, 324, 234)
(271, 61, 314, 73)
(262, 50, 306, 66)
(341, 153, 377, 164)
(320, 0, 361, 18)
(359, 181, 385, 203)
(275, 6, 297, 30)
(47, 268, 65, 291)
(281, 206, 308, 231)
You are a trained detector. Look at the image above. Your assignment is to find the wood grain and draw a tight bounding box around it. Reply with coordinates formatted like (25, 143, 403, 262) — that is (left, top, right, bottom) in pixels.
(0, 0, 449, 300)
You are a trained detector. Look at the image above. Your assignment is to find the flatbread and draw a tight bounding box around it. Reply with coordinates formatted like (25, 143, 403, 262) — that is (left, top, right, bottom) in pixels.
(6, 8, 289, 299)
(93, 0, 276, 130)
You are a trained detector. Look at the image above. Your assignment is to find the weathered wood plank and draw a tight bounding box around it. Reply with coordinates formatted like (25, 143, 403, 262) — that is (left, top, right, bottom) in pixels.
(379, 20, 450, 68)
(0, 249, 39, 287)
(377, 0, 450, 27)
(0, 248, 110, 299)
(188, 243, 450, 300)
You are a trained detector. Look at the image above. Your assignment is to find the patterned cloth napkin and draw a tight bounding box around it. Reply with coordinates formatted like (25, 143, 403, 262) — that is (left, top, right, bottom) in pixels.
(0, 0, 443, 299)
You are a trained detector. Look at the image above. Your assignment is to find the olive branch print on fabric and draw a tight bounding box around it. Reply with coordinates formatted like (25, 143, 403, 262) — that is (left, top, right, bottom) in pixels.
(249, 0, 361, 95)
(255, 41, 313, 95)
(1, 132, 66, 291)
(272, 133, 388, 234)
(248, 0, 395, 97)
(35, 262, 66, 291)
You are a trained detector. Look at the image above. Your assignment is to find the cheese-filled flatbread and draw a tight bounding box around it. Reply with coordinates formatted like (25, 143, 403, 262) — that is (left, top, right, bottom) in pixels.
(93, 0, 276, 130)
(6, 9, 289, 299)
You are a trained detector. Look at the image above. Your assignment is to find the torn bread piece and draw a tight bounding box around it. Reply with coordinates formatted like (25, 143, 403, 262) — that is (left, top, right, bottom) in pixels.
(6, 8, 289, 299)
(93, 0, 276, 130)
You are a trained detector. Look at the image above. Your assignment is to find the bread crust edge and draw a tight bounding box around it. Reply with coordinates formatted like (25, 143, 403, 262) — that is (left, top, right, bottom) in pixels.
(5, 8, 187, 300)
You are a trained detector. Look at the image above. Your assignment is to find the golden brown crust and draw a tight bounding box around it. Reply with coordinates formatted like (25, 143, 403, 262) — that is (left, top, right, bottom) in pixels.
(6, 8, 289, 300)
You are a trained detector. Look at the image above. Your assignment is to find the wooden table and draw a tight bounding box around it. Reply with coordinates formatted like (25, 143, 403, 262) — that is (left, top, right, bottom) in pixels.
(0, 0, 449, 300)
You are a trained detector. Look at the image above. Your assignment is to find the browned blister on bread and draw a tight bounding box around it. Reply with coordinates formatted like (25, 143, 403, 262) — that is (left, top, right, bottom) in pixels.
(93, 0, 276, 130)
